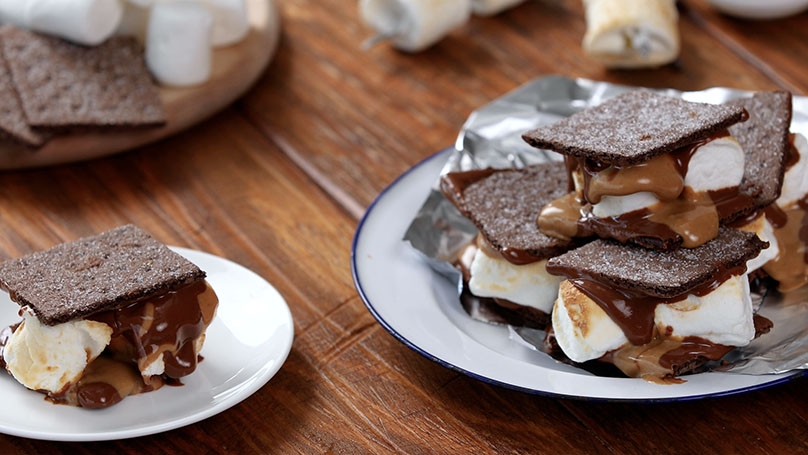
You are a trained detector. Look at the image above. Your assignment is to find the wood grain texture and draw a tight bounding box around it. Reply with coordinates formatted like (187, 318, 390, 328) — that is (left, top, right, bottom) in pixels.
(0, 0, 805, 453)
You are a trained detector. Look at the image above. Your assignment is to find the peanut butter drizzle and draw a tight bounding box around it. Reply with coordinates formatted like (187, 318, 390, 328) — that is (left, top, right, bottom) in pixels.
(603, 334, 733, 384)
(584, 154, 683, 203)
(647, 188, 718, 248)
(540, 131, 734, 248)
(763, 198, 808, 292)
(537, 193, 584, 241)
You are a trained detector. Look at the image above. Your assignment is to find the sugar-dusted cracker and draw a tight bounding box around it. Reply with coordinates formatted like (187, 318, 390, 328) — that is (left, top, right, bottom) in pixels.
(440, 162, 582, 261)
(0, 25, 166, 129)
(726, 91, 793, 222)
(0, 52, 49, 147)
(546, 227, 767, 298)
(522, 90, 747, 166)
(0, 225, 204, 326)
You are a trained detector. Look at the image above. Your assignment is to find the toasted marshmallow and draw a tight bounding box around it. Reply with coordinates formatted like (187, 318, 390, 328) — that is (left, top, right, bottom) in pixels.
(553, 273, 755, 364)
(359, 0, 471, 52)
(0, 0, 124, 46)
(146, 1, 213, 86)
(468, 247, 562, 313)
(4, 307, 112, 393)
(552, 280, 628, 363)
(738, 214, 779, 272)
(777, 133, 808, 208)
(582, 0, 679, 68)
(590, 136, 745, 218)
(654, 274, 755, 346)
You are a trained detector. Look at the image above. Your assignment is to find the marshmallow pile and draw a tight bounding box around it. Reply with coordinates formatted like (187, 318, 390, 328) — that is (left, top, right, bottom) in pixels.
(359, 0, 527, 52)
(0, 0, 251, 87)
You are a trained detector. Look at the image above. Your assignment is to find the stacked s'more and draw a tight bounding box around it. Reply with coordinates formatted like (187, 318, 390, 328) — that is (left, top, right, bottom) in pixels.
(441, 89, 807, 382)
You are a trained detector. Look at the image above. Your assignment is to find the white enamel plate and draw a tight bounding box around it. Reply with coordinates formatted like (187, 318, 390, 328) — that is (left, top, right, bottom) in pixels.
(352, 148, 806, 402)
(0, 248, 294, 441)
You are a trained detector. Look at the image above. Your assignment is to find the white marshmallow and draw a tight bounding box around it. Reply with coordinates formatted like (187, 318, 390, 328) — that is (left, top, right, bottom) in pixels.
(471, 0, 525, 16)
(0, 0, 124, 46)
(777, 133, 808, 208)
(468, 247, 562, 313)
(590, 136, 745, 218)
(592, 191, 659, 218)
(654, 274, 755, 346)
(4, 308, 112, 393)
(683, 136, 745, 192)
(359, 0, 472, 52)
(552, 280, 628, 363)
(146, 1, 213, 87)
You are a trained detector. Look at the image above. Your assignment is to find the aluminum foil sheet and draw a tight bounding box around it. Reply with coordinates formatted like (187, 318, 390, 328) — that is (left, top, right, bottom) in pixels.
(403, 75, 808, 376)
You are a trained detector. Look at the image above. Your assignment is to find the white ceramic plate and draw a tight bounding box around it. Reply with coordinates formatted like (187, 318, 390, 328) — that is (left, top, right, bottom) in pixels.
(352, 148, 806, 402)
(0, 247, 294, 441)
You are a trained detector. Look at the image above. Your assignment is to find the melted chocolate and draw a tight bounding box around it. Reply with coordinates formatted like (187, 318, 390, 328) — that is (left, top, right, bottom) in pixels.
(91, 279, 213, 379)
(763, 196, 808, 291)
(658, 337, 734, 370)
(566, 262, 748, 345)
(46, 280, 217, 408)
(543, 131, 738, 249)
(440, 168, 499, 206)
(0, 323, 18, 370)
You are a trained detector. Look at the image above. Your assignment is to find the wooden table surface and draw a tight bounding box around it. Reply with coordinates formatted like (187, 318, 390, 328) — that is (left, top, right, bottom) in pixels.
(0, 0, 807, 453)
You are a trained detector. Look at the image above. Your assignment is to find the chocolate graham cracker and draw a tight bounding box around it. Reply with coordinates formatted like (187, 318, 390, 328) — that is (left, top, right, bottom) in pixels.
(0, 53, 48, 147)
(726, 91, 792, 222)
(440, 162, 581, 261)
(522, 90, 747, 166)
(0, 26, 166, 129)
(0, 225, 204, 326)
(546, 227, 767, 298)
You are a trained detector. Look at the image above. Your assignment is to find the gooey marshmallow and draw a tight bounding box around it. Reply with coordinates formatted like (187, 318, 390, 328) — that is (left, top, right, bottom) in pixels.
(4, 307, 112, 393)
(468, 246, 562, 314)
(591, 136, 745, 218)
(552, 274, 756, 363)
(0, 0, 124, 46)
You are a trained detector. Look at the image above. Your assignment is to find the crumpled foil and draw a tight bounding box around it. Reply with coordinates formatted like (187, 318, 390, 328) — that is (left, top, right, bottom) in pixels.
(403, 75, 808, 376)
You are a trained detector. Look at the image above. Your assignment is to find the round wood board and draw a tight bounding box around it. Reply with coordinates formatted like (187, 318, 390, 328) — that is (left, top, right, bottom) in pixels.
(0, 0, 280, 170)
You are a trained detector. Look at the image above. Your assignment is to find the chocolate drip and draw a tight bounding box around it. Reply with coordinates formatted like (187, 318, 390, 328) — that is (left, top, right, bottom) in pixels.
(544, 131, 737, 249)
(658, 337, 734, 370)
(91, 279, 213, 379)
(439, 168, 499, 206)
(565, 262, 748, 345)
(0, 323, 18, 370)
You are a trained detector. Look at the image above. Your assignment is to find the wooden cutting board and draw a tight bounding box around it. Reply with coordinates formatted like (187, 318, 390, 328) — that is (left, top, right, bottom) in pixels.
(0, 0, 280, 170)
